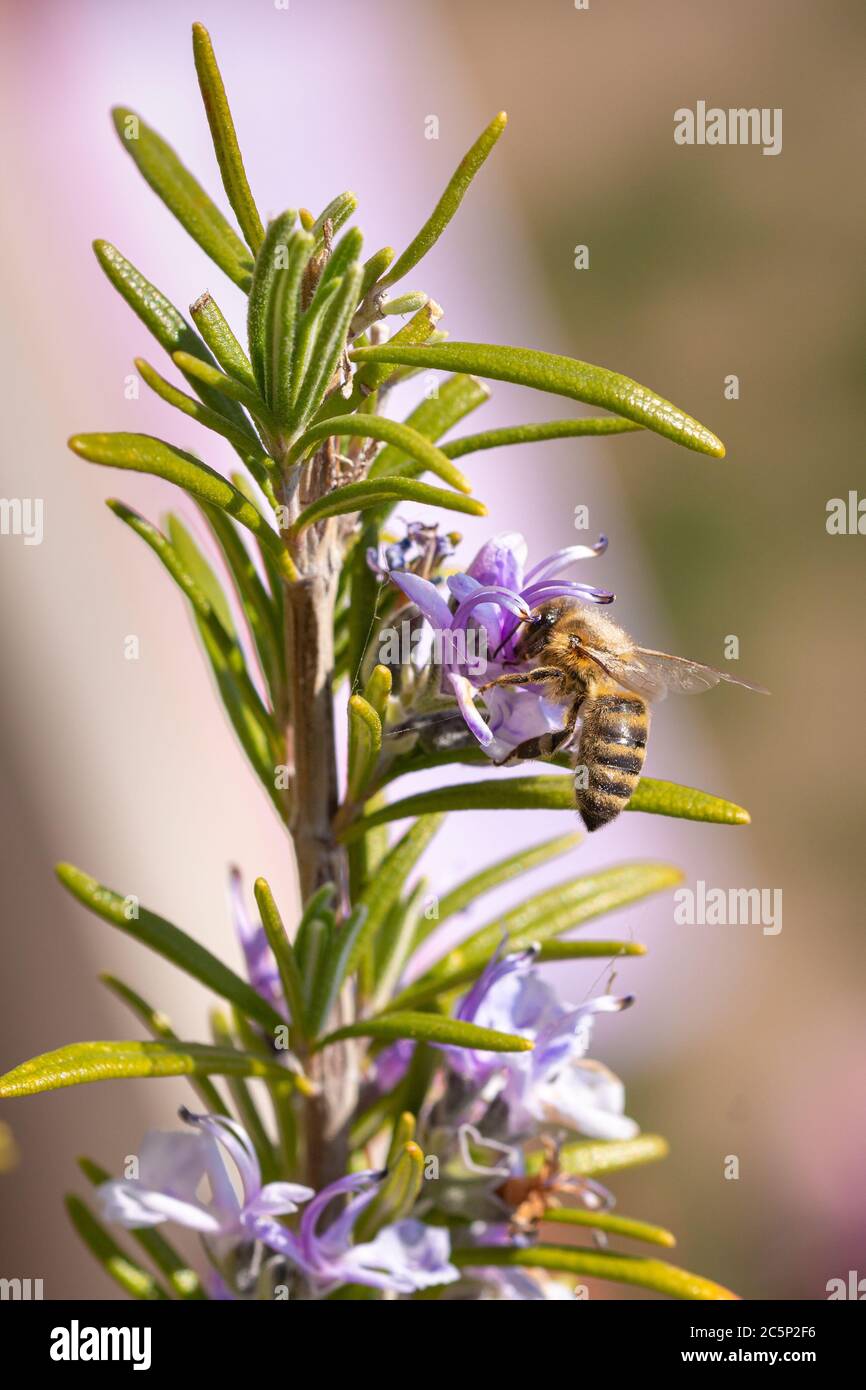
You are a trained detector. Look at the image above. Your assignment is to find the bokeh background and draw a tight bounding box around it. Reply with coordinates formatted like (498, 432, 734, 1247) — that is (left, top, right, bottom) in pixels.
(1, 0, 863, 1299)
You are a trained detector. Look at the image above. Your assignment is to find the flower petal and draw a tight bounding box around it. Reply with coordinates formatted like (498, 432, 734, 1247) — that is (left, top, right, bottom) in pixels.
(467, 532, 527, 591)
(389, 570, 453, 629)
(447, 673, 495, 748)
(97, 1179, 223, 1234)
(523, 537, 608, 585)
(342, 1219, 459, 1293)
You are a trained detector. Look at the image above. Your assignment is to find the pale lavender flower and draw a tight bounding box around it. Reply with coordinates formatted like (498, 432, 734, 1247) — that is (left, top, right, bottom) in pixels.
(445, 947, 639, 1141)
(388, 531, 613, 758)
(97, 1110, 312, 1237)
(253, 1171, 459, 1295)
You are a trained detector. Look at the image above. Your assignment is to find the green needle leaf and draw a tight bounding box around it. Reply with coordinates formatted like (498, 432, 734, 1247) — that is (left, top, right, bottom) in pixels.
(55, 863, 285, 1035)
(349, 342, 726, 457)
(192, 23, 264, 255)
(311, 191, 358, 241)
(306, 904, 369, 1041)
(343, 774, 750, 832)
(69, 432, 290, 572)
(422, 831, 583, 942)
(93, 240, 253, 435)
(315, 1011, 534, 1054)
(111, 107, 252, 289)
(289, 476, 487, 535)
(100, 972, 229, 1118)
(253, 877, 308, 1043)
(135, 357, 268, 459)
(368, 374, 491, 480)
(290, 262, 364, 432)
(554, 1133, 671, 1177)
(78, 1157, 207, 1298)
(267, 229, 316, 422)
(352, 301, 443, 394)
(0, 1039, 290, 1098)
(441, 416, 644, 458)
(377, 112, 508, 290)
(353, 1141, 424, 1242)
(190, 292, 258, 391)
(247, 210, 297, 395)
(452, 1245, 737, 1301)
(295, 414, 473, 493)
(388, 939, 646, 1014)
(416, 862, 682, 983)
(347, 694, 382, 801)
(172, 351, 280, 437)
(543, 1207, 676, 1249)
(65, 1196, 170, 1300)
(350, 814, 445, 978)
(359, 246, 395, 299)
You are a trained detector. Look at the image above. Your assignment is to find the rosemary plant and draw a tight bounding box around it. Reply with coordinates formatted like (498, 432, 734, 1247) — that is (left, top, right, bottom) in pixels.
(0, 23, 752, 1301)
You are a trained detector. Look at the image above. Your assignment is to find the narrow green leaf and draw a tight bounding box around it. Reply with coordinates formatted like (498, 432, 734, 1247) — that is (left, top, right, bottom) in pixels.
(290, 262, 364, 432)
(268, 229, 316, 421)
(55, 863, 285, 1034)
(190, 292, 258, 390)
(543, 1207, 676, 1249)
(113, 504, 282, 803)
(111, 107, 252, 288)
(359, 246, 395, 300)
(347, 694, 382, 801)
(66, 1196, 170, 1300)
(93, 240, 253, 434)
(422, 831, 583, 942)
(388, 939, 646, 1014)
(316, 1011, 534, 1053)
(195, 502, 285, 710)
(344, 774, 750, 832)
(555, 1133, 670, 1177)
(363, 664, 392, 723)
(441, 416, 644, 458)
(353, 1141, 424, 1243)
(416, 862, 682, 984)
(172, 351, 280, 437)
(253, 878, 308, 1042)
(377, 112, 508, 290)
(368, 374, 491, 480)
(296, 414, 472, 493)
(452, 1245, 737, 1301)
(311, 191, 357, 241)
(370, 879, 428, 1013)
(135, 357, 268, 459)
(247, 210, 297, 394)
(386, 1111, 416, 1168)
(0, 1039, 289, 1098)
(100, 973, 229, 1118)
(192, 22, 264, 254)
(351, 815, 445, 977)
(307, 905, 369, 1041)
(209, 1009, 279, 1183)
(349, 342, 726, 457)
(78, 1157, 207, 1298)
(69, 432, 289, 570)
(353, 302, 443, 394)
(289, 476, 487, 535)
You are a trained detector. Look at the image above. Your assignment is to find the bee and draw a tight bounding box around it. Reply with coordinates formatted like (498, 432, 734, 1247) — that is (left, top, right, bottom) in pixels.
(480, 598, 767, 832)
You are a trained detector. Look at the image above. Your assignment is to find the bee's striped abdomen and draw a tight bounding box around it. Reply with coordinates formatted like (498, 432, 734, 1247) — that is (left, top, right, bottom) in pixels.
(575, 692, 648, 831)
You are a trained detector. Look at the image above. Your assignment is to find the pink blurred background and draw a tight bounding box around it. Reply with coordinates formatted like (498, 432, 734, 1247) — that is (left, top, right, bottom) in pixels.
(1, 0, 864, 1298)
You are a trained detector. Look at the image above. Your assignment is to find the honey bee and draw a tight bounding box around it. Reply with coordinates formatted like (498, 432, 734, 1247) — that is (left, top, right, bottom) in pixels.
(480, 599, 767, 832)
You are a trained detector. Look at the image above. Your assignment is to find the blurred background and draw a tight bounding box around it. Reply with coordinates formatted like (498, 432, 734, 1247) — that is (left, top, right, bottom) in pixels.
(1, 0, 863, 1299)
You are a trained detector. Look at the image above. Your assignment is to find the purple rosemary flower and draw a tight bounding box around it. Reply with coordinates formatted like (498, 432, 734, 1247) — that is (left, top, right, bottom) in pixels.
(248, 1171, 458, 1295)
(97, 1110, 313, 1237)
(388, 530, 613, 758)
(444, 947, 638, 1141)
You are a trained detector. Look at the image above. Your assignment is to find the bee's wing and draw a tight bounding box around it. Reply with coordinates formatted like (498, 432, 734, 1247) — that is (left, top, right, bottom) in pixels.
(586, 646, 769, 703)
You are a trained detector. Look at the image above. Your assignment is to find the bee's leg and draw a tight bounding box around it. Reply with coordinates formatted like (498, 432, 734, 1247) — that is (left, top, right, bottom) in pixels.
(477, 666, 562, 692)
(494, 704, 581, 767)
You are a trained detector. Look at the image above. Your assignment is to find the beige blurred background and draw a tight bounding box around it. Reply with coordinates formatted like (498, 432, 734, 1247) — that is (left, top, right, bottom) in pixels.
(1, 0, 863, 1299)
